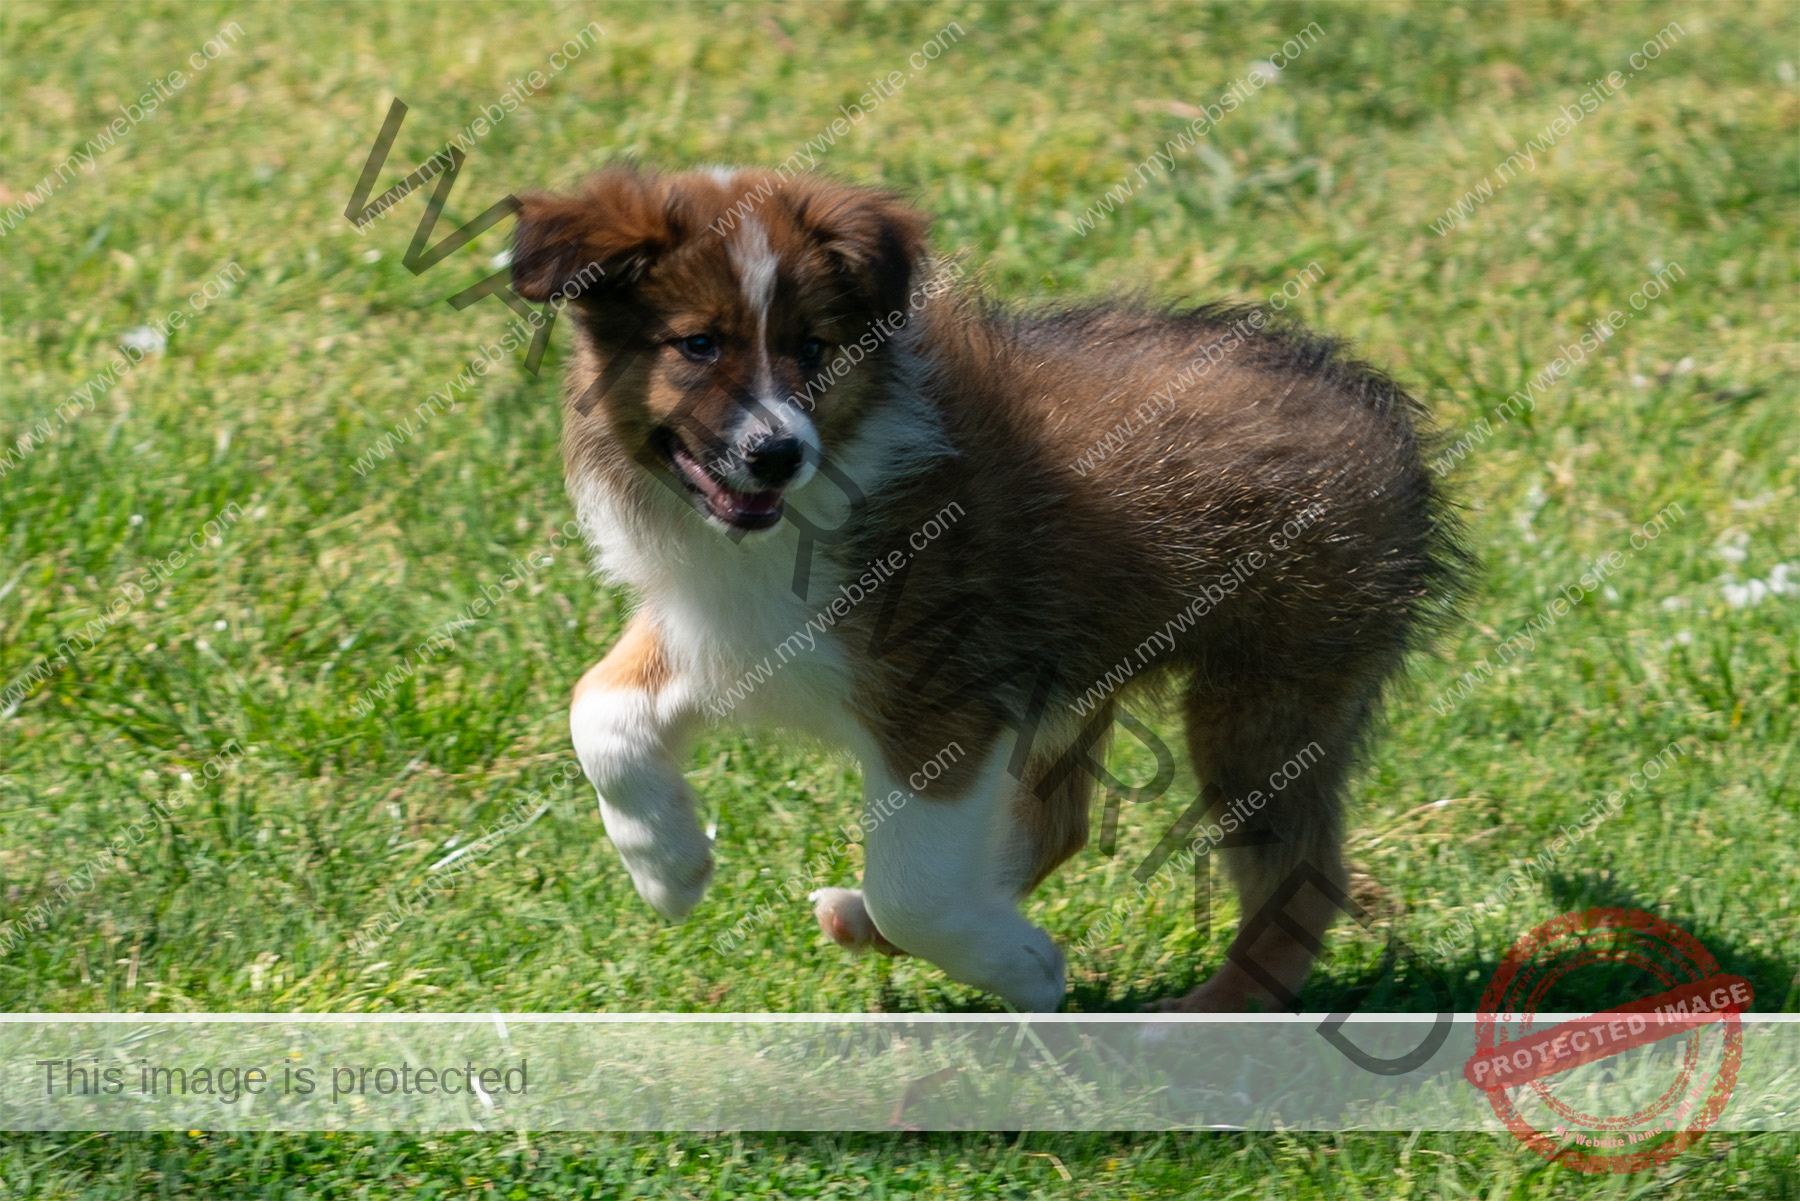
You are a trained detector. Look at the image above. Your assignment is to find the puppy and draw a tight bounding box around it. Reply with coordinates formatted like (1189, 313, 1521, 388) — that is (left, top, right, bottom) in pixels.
(511, 166, 1463, 1012)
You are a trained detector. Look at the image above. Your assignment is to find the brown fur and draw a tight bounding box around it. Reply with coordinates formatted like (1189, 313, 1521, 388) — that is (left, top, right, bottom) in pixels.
(1011, 731, 1111, 896)
(517, 166, 1467, 1010)
(515, 169, 926, 495)
(575, 613, 671, 702)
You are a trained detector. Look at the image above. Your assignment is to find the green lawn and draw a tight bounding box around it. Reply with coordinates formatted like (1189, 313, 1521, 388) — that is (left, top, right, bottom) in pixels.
(3, 0, 1797, 1195)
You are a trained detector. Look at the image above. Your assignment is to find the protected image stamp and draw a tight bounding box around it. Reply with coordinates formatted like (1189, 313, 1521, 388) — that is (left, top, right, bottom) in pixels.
(1464, 907, 1753, 1173)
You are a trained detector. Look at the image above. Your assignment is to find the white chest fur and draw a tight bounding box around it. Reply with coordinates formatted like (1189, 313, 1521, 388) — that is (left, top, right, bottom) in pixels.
(570, 467, 867, 752)
(567, 349, 951, 761)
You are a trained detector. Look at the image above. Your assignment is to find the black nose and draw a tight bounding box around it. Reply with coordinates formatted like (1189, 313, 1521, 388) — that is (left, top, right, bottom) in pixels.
(743, 436, 805, 487)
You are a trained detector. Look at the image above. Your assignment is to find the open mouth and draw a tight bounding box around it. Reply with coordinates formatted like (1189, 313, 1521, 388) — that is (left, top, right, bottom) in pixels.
(655, 429, 787, 531)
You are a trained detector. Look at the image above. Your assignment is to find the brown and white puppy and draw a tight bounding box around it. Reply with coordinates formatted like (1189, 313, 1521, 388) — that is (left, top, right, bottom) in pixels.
(511, 166, 1463, 1012)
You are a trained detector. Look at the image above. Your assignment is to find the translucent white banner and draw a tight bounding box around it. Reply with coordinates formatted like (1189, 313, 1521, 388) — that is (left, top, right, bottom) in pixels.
(3, 1014, 1794, 1132)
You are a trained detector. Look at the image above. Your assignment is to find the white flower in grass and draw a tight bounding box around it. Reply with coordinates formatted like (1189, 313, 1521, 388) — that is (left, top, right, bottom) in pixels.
(120, 326, 167, 355)
(1512, 483, 1546, 543)
(1723, 579, 1766, 609)
(1722, 563, 1797, 609)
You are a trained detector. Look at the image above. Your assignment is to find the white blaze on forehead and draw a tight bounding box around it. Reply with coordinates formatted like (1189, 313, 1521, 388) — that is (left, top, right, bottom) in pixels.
(728, 217, 780, 401)
(720, 218, 815, 491)
(728, 218, 778, 319)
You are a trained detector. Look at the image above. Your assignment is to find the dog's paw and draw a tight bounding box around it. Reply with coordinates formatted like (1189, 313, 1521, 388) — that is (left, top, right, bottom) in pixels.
(809, 888, 905, 955)
(627, 848, 715, 922)
(1144, 972, 1252, 1013)
(586, 768, 715, 922)
(1137, 973, 1251, 1047)
(1011, 926, 1068, 1012)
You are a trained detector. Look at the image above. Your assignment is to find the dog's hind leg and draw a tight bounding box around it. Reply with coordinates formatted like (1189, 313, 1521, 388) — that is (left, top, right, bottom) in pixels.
(817, 709, 1094, 979)
(1150, 683, 1372, 1013)
(570, 612, 714, 921)
(854, 735, 1068, 1010)
(1002, 710, 1110, 897)
(809, 725, 1097, 960)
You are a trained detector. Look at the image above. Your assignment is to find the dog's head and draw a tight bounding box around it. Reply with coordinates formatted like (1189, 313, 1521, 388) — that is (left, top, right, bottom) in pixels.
(512, 166, 930, 532)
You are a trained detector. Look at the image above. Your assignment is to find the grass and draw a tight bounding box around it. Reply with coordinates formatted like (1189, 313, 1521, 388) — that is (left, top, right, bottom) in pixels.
(2, 0, 1796, 1194)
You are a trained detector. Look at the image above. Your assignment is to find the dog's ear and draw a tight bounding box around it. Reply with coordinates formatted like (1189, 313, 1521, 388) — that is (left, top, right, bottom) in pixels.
(511, 167, 673, 303)
(792, 181, 931, 316)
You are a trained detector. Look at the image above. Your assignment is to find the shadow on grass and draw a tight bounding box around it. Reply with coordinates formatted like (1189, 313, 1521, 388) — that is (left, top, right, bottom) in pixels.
(1055, 868, 1799, 1016)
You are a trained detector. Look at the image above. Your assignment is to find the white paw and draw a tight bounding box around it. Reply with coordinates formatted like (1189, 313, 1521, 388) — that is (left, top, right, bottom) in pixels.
(809, 887, 903, 953)
(861, 889, 1067, 1010)
(572, 685, 714, 921)
(593, 777, 715, 922)
(1009, 926, 1068, 1012)
(627, 847, 715, 921)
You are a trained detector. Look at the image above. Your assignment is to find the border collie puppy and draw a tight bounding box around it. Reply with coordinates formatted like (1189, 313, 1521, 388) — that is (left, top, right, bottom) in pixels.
(511, 166, 1463, 1012)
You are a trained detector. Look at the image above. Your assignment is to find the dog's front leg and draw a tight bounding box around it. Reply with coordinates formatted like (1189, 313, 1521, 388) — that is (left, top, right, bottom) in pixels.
(570, 613, 712, 920)
(857, 739, 1067, 1012)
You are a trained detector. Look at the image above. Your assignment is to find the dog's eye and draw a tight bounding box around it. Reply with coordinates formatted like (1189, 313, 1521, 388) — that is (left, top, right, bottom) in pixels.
(674, 334, 719, 363)
(798, 337, 825, 366)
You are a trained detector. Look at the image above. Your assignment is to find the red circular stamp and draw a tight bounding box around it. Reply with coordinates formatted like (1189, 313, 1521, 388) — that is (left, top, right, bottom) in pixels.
(1463, 907, 1752, 1173)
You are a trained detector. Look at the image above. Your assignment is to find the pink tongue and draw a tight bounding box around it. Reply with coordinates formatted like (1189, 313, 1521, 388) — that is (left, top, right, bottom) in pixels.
(673, 445, 781, 519)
